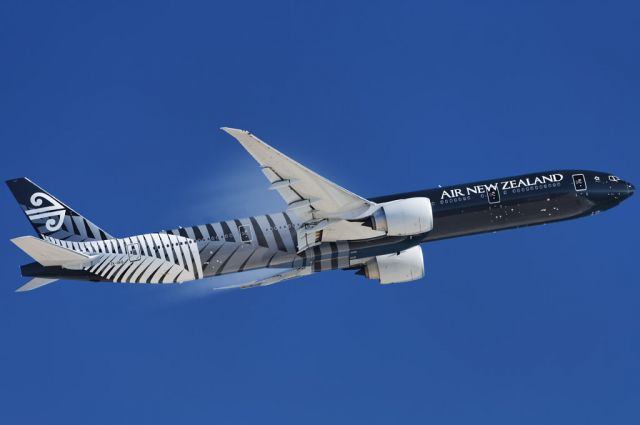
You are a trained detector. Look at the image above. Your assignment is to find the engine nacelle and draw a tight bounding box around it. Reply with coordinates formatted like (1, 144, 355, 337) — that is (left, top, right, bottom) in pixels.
(359, 245, 425, 284)
(369, 197, 433, 236)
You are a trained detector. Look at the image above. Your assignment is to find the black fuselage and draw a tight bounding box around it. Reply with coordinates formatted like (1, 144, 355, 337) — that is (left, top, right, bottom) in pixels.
(349, 170, 634, 258)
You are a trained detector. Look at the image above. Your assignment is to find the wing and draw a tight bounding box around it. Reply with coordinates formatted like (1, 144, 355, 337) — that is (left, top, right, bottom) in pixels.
(203, 267, 313, 291)
(221, 128, 374, 218)
(239, 267, 313, 289)
(222, 128, 380, 251)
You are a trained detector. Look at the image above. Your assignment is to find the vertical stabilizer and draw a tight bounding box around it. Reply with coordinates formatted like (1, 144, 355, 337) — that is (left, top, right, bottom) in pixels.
(6, 178, 113, 242)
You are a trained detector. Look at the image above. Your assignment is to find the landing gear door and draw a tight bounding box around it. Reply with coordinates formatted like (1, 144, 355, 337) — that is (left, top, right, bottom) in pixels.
(127, 242, 141, 262)
(572, 174, 587, 192)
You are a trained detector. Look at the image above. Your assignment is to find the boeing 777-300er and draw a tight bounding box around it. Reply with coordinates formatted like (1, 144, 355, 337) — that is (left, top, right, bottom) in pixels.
(7, 128, 635, 292)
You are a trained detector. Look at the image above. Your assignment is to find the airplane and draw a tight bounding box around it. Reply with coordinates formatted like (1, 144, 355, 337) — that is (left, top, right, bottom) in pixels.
(6, 127, 635, 292)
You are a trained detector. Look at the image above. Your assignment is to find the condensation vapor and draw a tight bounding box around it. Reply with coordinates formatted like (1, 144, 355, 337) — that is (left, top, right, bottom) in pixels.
(151, 268, 291, 307)
(184, 160, 285, 224)
(150, 161, 289, 305)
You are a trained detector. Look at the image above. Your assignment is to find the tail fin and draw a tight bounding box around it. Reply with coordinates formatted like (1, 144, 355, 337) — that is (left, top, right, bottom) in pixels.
(6, 177, 113, 242)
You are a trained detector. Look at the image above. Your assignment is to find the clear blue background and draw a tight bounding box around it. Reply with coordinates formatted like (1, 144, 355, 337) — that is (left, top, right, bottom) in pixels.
(1, 1, 638, 424)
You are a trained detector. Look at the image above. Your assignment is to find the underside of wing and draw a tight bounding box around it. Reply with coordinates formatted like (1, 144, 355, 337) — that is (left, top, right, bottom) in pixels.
(239, 266, 313, 289)
(203, 267, 313, 290)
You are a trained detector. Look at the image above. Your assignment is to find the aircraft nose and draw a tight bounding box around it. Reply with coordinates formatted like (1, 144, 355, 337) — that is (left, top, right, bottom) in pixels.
(616, 179, 635, 200)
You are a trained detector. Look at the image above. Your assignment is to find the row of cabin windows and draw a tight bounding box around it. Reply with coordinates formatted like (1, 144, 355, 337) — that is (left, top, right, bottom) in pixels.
(173, 223, 298, 239)
(265, 224, 296, 231)
(152, 242, 190, 251)
(147, 223, 303, 248)
(101, 222, 305, 253)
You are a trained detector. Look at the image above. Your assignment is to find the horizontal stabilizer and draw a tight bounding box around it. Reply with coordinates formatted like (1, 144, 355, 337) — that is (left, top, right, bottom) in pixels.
(11, 236, 93, 267)
(16, 277, 58, 292)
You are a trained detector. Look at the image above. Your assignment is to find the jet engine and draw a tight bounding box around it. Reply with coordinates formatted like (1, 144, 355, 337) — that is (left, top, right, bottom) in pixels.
(366, 197, 433, 236)
(357, 245, 425, 284)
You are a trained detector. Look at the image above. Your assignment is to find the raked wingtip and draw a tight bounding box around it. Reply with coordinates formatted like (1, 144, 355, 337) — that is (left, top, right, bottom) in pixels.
(220, 127, 249, 135)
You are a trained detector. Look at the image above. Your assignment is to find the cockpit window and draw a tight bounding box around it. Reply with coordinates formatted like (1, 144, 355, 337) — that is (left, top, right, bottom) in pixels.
(608, 175, 620, 182)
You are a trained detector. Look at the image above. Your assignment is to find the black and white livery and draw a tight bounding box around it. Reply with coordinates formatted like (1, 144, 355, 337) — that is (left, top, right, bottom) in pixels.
(7, 127, 635, 291)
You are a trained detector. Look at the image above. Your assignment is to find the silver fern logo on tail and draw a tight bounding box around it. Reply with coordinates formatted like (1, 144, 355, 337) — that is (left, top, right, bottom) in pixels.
(25, 192, 66, 232)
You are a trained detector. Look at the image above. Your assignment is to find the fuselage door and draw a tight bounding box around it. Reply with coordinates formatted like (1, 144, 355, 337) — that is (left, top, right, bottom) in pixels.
(239, 225, 252, 243)
(127, 242, 141, 262)
(572, 174, 587, 192)
(487, 187, 501, 204)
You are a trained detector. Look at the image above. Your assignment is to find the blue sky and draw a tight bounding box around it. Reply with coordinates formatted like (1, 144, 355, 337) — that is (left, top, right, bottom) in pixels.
(1, 1, 638, 424)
